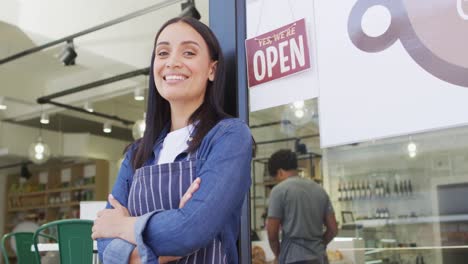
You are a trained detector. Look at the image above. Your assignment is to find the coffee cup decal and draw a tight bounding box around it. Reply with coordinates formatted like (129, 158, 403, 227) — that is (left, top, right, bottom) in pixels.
(348, 0, 468, 87)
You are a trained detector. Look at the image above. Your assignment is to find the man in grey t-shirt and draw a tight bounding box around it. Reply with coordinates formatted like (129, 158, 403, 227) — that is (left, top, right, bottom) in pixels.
(266, 149, 337, 264)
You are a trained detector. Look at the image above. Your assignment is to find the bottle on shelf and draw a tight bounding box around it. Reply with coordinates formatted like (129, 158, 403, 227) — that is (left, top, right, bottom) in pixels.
(357, 180, 362, 200)
(353, 181, 358, 200)
(376, 180, 383, 197)
(375, 208, 380, 219)
(356, 181, 361, 200)
(374, 180, 379, 198)
(382, 180, 387, 197)
(354, 181, 360, 200)
(341, 182, 346, 201)
(350, 181, 356, 200)
(363, 180, 367, 199)
(338, 180, 343, 201)
(341, 182, 348, 201)
(379, 180, 385, 197)
(410, 180, 413, 195)
(362, 180, 366, 200)
(385, 181, 391, 197)
(416, 254, 425, 264)
(400, 180, 407, 196)
(346, 181, 351, 201)
(394, 180, 400, 197)
(365, 180, 372, 199)
(348, 181, 353, 201)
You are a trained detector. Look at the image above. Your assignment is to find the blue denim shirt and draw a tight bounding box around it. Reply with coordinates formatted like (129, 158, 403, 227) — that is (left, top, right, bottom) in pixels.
(97, 118, 252, 264)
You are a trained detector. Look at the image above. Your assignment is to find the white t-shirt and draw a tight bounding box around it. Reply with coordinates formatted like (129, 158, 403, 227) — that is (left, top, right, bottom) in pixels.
(157, 124, 194, 165)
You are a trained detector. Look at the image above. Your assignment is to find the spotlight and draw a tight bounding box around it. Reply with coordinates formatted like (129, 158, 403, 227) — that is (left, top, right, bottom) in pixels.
(0, 96, 7, 110)
(84, 101, 94, 112)
(28, 137, 51, 164)
(59, 40, 77, 66)
(40, 113, 50, 124)
(132, 113, 146, 140)
(180, 1, 201, 20)
(294, 109, 305, 118)
(407, 141, 417, 158)
(103, 121, 112, 133)
(282, 101, 313, 126)
(134, 88, 145, 101)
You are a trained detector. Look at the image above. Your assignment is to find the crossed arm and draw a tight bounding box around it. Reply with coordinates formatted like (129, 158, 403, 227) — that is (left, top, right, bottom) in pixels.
(92, 177, 201, 264)
(94, 121, 253, 263)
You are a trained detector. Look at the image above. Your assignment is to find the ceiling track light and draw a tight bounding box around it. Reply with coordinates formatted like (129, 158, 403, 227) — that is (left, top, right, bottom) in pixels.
(180, 0, 201, 20)
(40, 112, 50, 124)
(59, 39, 77, 66)
(0, 96, 7, 110)
(103, 121, 112, 133)
(134, 88, 145, 101)
(84, 101, 94, 112)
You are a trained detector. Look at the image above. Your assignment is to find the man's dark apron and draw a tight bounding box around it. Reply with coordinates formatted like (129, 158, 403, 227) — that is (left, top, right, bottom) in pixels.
(128, 151, 227, 263)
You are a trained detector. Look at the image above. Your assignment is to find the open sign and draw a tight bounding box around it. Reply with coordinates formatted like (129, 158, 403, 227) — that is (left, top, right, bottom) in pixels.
(246, 18, 311, 88)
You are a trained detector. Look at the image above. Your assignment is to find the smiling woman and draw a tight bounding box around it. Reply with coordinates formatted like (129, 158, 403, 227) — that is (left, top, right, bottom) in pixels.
(93, 17, 253, 264)
(153, 22, 217, 114)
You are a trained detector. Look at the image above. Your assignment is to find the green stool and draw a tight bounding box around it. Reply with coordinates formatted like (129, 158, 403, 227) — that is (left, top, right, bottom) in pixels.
(1, 232, 38, 264)
(33, 219, 94, 264)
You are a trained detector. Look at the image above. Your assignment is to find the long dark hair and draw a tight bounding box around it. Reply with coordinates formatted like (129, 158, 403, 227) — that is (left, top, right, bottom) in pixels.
(132, 17, 229, 169)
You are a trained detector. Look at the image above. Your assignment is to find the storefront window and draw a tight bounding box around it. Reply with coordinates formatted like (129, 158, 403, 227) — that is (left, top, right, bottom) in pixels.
(249, 98, 322, 263)
(249, 97, 468, 264)
(324, 125, 468, 264)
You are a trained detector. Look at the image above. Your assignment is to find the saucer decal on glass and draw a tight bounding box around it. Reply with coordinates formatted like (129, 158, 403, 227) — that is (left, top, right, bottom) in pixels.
(348, 0, 468, 87)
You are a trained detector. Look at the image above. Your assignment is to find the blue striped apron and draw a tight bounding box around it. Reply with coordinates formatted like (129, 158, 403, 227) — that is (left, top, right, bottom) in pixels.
(128, 151, 227, 264)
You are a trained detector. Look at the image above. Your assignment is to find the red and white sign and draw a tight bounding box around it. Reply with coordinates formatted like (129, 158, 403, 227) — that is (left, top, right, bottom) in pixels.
(246, 18, 311, 88)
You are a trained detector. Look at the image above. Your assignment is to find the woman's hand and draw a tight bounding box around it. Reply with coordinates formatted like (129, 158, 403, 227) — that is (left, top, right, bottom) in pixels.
(129, 248, 142, 264)
(92, 194, 137, 244)
(159, 256, 183, 264)
(179, 177, 201, 208)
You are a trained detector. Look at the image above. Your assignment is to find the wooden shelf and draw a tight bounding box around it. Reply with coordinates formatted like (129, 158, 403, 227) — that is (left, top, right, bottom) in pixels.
(3, 160, 109, 235)
(47, 184, 96, 193)
(47, 201, 81, 208)
(255, 180, 278, 187)
(8, 185, 96, 197)
(8, 190, 46, 197)
(8, 205, 47, 212)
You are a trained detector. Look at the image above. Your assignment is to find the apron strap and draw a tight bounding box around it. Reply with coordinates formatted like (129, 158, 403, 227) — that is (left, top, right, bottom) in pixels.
(185, 148, 199, 161)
